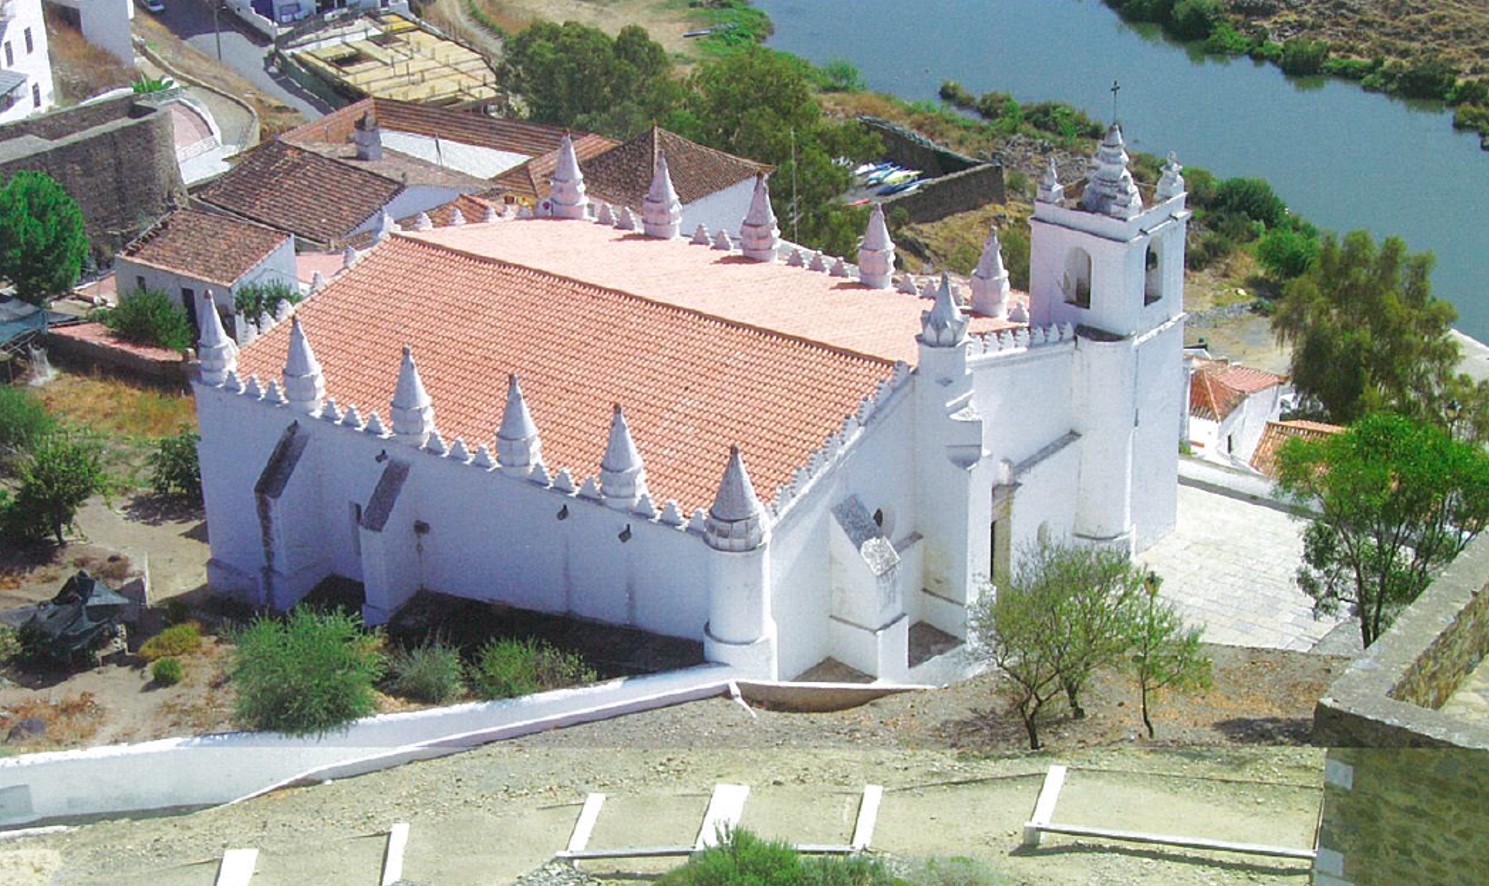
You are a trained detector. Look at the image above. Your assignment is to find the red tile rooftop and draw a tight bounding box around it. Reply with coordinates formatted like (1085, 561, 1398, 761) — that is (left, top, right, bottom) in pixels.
(235, 234, 900, 513)
(408, 217, 1019, 365)
(121, 208, 290, 289)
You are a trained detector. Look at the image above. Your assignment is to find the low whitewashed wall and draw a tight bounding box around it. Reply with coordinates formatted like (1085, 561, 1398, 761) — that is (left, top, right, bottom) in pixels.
(0, 666, 736, 828)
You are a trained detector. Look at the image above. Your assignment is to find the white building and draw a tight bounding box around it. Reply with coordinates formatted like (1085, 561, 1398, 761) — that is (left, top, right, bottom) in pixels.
(1186, 357, 1288, 468)
(0, 0, 54, 123)
(116, 208, 298, 337)
(193, 126, 1188, 682)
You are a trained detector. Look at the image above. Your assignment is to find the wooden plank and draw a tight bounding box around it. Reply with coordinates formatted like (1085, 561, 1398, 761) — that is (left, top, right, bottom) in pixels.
(850, 785, 884, 851)
(215, 848, 258, 886)
(566, 793, 607, 855)
(1022, 764, 1067, 848)
(694, 783, 750, 850)
(1029, 822, 1315, 861)
(380, 822, 410, 886)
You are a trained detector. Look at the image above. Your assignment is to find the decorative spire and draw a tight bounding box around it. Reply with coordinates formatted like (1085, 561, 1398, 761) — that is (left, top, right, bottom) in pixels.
(342, 244, 357, 270)
(738, 173, 779, 262)
(970, 227, 1011, 318)
(450, 207, 467, 226)
(599, 404, 647, 507)
(1156, 150, 1186, 202)
(196, 290, 238, 386)
(282, 317, 325, 414)
(374, 210, 398, 242)
(857, 203, 895, 289)
(1037, 158, 1065, 204)
(920, 273, 969, 348)
(496, 374, 542, 475)
(642, 153, 682, 239)
(705, 445, 766, 552)
(413, 211, 433, 231)
(549, 133, 589, 220)
(390, 345, 435, 446)
(1080, 124, 1143, 219)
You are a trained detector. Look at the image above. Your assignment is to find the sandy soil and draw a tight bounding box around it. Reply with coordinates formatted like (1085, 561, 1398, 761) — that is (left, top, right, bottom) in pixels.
(473, 0, 706, 59)
(2, 742, 1323, 885)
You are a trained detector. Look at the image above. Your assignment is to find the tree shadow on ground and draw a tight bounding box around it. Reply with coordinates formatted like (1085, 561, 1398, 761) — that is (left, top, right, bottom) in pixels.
(1012, 841, 1311, 877)
(1212, 716, 1314, 745)
(935, 705, 1050, 752)
(124, 494, 204, 528)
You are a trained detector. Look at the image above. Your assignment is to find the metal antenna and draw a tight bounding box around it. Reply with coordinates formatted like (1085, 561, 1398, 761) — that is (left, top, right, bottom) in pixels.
(790, 127, 800, 244)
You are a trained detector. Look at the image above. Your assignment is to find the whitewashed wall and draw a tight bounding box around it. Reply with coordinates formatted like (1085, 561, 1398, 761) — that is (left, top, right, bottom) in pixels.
(116, 238, 297, 318)
(685, 178, 756, 239)
(0, 0, 54, 124)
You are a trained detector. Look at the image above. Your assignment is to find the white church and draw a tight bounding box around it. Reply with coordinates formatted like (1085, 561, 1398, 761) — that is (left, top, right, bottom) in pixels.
(191, 124, 1189, 682)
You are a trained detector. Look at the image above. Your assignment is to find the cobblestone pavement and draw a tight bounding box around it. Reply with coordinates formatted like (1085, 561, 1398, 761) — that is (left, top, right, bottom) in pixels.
(1141, 484, 1348, 653)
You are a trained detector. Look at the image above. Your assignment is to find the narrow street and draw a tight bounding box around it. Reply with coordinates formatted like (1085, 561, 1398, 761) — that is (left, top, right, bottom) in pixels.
(142, 0, 329, 119)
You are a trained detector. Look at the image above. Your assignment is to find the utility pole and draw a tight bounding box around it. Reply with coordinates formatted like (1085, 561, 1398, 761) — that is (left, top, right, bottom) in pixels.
(210, 0, 223, 61)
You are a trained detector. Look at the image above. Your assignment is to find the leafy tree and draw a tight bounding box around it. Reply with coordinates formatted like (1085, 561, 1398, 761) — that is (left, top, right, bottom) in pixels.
(0, 171, 88, 307)
(231, 608, 386, 736)
(816, 59, 865, 92)
(104, 288, 194, 352)
(969, 541, 1143, 747)
(147, 428, 202, 503)
(1123, 573, 1211, 738)
(500, 22, 684, 139)
(1276, 413, 1489, 648)
(0, 429, 109, 544)
(1213, 177, 1286, 228)
(682, 47, 879, 256)
(1272, 231, 1461, 425)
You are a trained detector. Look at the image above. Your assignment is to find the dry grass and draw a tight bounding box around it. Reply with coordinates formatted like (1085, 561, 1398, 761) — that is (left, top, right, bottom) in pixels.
(36, 369, 196, 440)
(44, 6, 134, 105)
(1, 692, 104, 747)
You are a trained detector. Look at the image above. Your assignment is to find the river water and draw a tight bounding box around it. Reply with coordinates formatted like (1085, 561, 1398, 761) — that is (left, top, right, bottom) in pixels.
(756, 0, 1489, 341)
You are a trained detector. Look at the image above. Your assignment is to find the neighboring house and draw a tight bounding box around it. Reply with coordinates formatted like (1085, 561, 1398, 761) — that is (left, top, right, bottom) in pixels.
(577, 126, 769, 238)
(1248, 419, 1343, 478)
(197, 104, 583, 249)
(1186, 357, 1289, 468)
(0, 0, 53, 123)
(191, 125, 1188, 682)
(287, 96, 616, 197)
(117, 208, 297, 336)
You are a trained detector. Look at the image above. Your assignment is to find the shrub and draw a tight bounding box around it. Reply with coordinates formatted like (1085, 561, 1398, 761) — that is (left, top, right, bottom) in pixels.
(1279, 38, 1329, 76)
(657, 828, 900, 886)
(1256, 225, 1320, 280)
(385, 637, 465, 704)
(233, 280, 300, 322)
(148, 428, 202, 503)
(104, 289, 193, 352)
(151, 656, 183, 686)
(471, 637, 595, 700)
(139, 622, 203, 661)
(1454, 104, 1489, 132)
(0, 624, 20, 665)
(1214, 177, 1286, 228)
(1169, 0, 1221, 41)
(0, 385, 56, 459)
(230, 608, 386, 736)
(1322, 56, 1376, 81)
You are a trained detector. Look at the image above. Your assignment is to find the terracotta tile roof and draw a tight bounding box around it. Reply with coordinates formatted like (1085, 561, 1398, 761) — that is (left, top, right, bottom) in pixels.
(488, 133, 620, 201)
(194, 141, 402, 247)
(284, 98, 589, 158)
(406, 219, 1017, 364)
(235, 234, 895, 512)
(582, 126, 770, 211)
(120, 208, 290, 289)
(1188, 360, 1285, 421)
(292, 140, 494, 191)
(1249, 419, 1343, 478)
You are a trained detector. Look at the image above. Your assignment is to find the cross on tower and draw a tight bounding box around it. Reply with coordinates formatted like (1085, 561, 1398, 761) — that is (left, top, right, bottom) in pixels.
(1110, 79, 1121, 124)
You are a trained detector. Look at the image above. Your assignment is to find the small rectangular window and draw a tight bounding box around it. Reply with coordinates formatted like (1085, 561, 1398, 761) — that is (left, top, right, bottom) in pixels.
(23, 28, 32, 55)
(136, 275, 146, 291)
(181, 286, 194, 305)
(5, 43, 13, 67)
(30, 82, 38, 109)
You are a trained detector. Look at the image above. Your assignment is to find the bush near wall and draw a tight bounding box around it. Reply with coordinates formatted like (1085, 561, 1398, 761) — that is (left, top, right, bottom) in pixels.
(101, 289, 193, 352)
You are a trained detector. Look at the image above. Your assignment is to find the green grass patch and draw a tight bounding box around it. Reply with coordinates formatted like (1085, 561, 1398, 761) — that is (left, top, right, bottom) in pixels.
(139, 622, 203, 661)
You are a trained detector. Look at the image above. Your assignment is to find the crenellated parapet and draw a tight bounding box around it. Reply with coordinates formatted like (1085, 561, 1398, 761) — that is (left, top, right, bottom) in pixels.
(966, 321, 1078, 362)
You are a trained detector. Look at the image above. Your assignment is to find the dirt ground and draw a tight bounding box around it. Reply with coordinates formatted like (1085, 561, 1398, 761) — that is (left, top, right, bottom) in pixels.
(471, 0, 707, 59)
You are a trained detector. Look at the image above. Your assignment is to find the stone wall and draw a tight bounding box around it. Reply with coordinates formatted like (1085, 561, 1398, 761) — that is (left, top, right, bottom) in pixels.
(858, 115, 1006, 226)
(1312, 533, 1489, 885)
(0, 95, 185, 257)
(1315, 749, 1489, 886)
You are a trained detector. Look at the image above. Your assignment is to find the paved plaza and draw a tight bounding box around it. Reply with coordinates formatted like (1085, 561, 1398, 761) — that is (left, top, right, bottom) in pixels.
(1140, 484, 1350, 653)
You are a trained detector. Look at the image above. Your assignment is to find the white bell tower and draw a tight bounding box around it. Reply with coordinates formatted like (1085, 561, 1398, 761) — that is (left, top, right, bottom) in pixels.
(1027, 125, 1189, 553)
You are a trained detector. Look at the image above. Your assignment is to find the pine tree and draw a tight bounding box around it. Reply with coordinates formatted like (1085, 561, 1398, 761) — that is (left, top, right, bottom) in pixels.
(0, 171, 88, 307)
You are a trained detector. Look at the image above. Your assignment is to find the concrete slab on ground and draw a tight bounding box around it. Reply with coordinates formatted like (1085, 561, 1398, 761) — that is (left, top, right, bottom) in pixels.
(1140, 484, 1348, 653)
